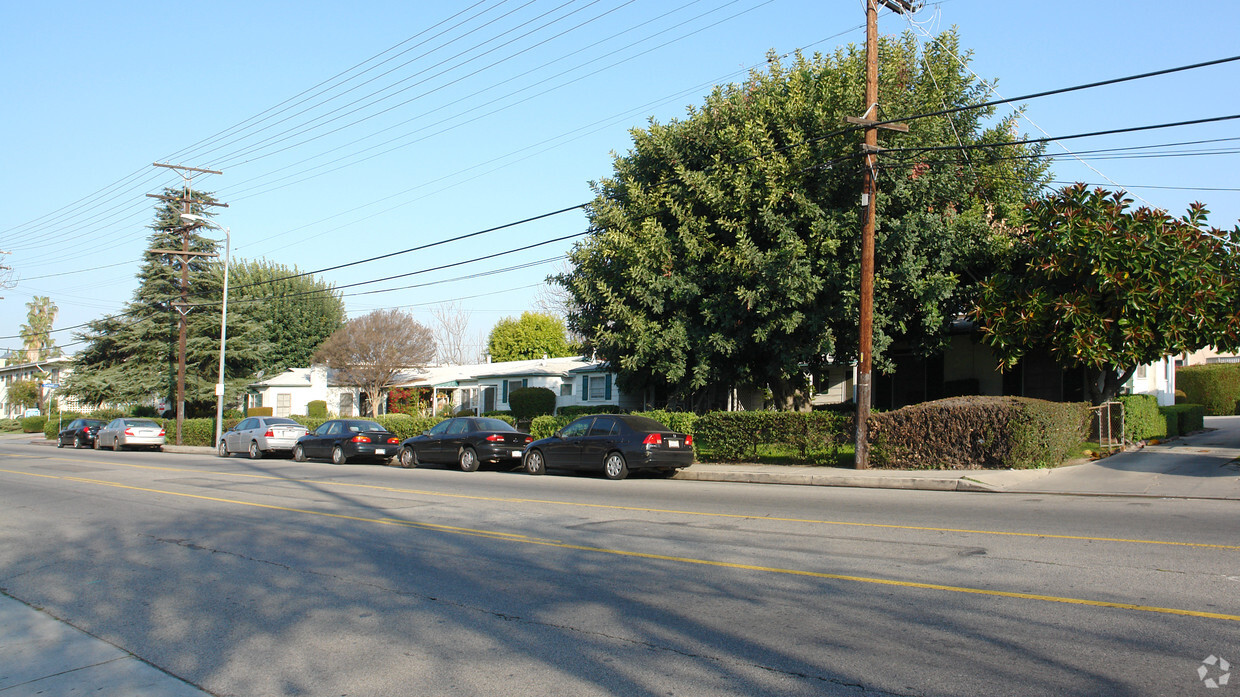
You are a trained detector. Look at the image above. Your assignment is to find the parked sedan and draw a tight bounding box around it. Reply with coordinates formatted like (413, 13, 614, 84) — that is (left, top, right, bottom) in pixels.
(293, 419, 400, 465)
(57, 418, 106, 449)
(218, 416, 310, 459)
(397, 417, 532, 471)
(94, 418, 166, 452)
(522, 414, 694, 480)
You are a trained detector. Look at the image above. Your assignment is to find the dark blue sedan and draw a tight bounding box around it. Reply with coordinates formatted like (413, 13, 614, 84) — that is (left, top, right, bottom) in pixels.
(522, 414, 694, 480)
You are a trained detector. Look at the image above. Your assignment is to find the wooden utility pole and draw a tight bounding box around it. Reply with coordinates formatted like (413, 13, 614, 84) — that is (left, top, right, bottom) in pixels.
(149, 163, 225, 445)
(851, 0, 915, 469)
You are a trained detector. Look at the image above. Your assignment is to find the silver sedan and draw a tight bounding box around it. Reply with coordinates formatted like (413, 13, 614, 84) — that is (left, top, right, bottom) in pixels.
(218, 416, 310, 459)
(94, 418, 166, 452)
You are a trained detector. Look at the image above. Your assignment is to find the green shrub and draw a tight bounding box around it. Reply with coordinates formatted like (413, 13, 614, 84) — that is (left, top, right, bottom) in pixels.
(482, 413, 517, 426)
(307, 400, 327, 418)
(692, 411, 851, 462)
(20, 415, 46, 434)
(131, 405, 160, 418)
(0, 419, 21, 432)
(1117, 394, 1165, 441)
(376, 414, 441, 440)
(91, 409, 127, 421)
(1177, 364, 1240, 415)
(508, 387, 557, 420)
(530, 414, 574, 439)
(866, 396, 1089, 469)
(1161, 404, 1205, 435)
(631, 410, 698, 436)
(44, 412, 83, 440)
(247, 407, 274, 417)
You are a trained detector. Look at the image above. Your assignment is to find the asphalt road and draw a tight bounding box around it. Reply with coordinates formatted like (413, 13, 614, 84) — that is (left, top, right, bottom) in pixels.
(1, 440, 1237, 696)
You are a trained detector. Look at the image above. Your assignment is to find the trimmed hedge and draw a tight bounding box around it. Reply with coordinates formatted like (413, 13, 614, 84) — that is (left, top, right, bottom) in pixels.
(508, 387, 556, 420)
(1161, 404, 1205, 435)
(0, 419, 21, 432)
(1177, 364, 1240, 415)
(692, 411, 849, 462)
(866, 396, 1089, 469)
(307, 400, 328, 418)
(20, 415, 46, 434)
(1117, 394, 1165, 442)
(530, 414, 573, 439)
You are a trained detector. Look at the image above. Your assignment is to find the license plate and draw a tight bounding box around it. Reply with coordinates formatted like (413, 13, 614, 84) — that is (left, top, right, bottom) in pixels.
(511, 450, 523, 458)
(668, 440, 680, 448)
(374, 448, 386, 455)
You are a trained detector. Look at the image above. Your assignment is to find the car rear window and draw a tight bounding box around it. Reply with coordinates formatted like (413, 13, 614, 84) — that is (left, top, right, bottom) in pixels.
(267, 418, 299, 426)
(347, 421, 385, 432)
(618, 416, 672, 432)
(475, 418, 516, 432)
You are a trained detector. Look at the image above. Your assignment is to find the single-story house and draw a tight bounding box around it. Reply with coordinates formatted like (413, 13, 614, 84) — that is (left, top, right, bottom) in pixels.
(0, 356, 84, 418)
(247, 356, 635, 417)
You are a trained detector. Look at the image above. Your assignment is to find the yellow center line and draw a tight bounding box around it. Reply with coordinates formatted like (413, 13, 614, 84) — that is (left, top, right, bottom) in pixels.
(4, 465, 1238, 623)
(10, 453, 1235, 551)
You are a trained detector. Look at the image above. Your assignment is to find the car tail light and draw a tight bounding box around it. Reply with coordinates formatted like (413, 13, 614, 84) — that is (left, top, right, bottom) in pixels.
(685, 434, 693, 446)
(124, 428, 135, 436)
(352, 435, 371, 443)
(158, 428, 166, 437)
(81, 427, 91, 435)
(264, 429, 275, 437)
(523, 436, 532, 444)
(485, 434, 502, 442)
(642, 433, 663, 446)
(387, 437, 400, 444)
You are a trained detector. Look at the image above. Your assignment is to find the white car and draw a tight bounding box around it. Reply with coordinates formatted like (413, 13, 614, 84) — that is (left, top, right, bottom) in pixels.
(219, 416, 310, 459)
(95, 418, 166, 452)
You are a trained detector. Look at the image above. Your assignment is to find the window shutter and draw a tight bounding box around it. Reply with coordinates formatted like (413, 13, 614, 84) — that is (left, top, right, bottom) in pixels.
(604, 374, 612, 401)
(502, 380, 508, 403)
(581, 376, 589, 401)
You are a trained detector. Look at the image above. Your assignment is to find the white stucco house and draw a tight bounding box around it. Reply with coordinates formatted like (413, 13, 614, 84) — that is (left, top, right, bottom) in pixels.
(246, 356, 635, 417)
(0, 356, 84, 418)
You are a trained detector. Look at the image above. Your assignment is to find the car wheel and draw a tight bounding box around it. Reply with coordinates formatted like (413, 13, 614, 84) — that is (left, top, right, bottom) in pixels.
(57, 438, 64, 448)
(399, 446, 418, 469)
(524, 449, 545, 475)
(93, 437, 100, 450)
(293, 444, 307, 463)
(331, 445, 347, 465)
(112, 438, 122, 452)
(603, 452, 629, 480)
(248, 441, 263, 460)
(218, 440, 230, 458)
(75, 436, 85, 449)
(458, 447, 480, 472)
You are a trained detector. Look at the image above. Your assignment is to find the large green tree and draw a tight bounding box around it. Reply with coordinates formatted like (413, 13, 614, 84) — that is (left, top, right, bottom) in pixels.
(222, 259, 345, 374)
(973, 184, 1240, 404)
(557, 31, 1047, 409)
(64, 191, 266, 414)
(486, 311, 576, 363)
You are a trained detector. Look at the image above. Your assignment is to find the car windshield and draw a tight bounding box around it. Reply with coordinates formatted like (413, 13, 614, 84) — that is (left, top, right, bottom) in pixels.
(476, 418, 515, 432)
(346, 421, 385, 432)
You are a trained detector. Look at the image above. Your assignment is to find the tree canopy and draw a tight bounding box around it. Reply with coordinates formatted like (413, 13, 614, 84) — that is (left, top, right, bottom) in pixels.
(313, 309, 435, 417)
(557, 31, 1047, 409)
(223, 259, 345, 374)
(973, 184, 1240, 404)
(64, 191, 266, 414)
(20, 296, 61, 362)
(486, 311, 576, 363)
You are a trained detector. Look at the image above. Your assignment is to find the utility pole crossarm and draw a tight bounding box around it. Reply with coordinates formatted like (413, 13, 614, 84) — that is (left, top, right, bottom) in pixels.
(843, 116, 910, 132)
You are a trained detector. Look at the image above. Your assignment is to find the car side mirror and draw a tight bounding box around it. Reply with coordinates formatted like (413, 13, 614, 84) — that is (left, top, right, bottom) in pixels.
(422, 430, 431, 436)
(553, 429, 563, 438)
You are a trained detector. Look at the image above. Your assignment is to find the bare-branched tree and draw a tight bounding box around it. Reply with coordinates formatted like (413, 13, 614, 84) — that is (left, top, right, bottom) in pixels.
(430, 301, 475, 366)
(313, 309, 435, 417)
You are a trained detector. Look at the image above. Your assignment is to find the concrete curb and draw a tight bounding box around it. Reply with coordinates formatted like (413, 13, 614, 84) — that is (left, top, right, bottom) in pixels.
(673, 468, 1001, 492)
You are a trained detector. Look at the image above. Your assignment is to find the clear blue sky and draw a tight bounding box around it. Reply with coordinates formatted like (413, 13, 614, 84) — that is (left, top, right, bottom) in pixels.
(2, 0, 1237, 360)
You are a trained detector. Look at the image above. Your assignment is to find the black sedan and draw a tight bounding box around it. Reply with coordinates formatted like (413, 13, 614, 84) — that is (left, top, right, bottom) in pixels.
(292, 419, 401, 465)
(56, 418, 106, 449)
(397, 417, 532, 471)
(522, 414, 694, 480)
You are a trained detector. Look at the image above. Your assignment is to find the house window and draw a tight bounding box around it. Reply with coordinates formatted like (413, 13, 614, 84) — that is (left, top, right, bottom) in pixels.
(340, 393, 354, 416)
(276, 393, 292, 417)
(501, 378, 527, 403)
(589, 376, 606, 401)
(560, 382, 572, 397)
(1136, 365, 1148, 380)
(252, 393, 263, 408)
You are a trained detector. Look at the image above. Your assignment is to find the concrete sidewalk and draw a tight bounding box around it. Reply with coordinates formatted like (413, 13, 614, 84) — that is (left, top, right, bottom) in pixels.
(0, 592, 210, 696)
(678, 415, 1240, 500)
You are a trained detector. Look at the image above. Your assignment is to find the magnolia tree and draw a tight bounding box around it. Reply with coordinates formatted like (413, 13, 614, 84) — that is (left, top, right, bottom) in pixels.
(973, 184, 1240, 404)
(313, 309, 435, 417)
(557, 31, 1047, 410)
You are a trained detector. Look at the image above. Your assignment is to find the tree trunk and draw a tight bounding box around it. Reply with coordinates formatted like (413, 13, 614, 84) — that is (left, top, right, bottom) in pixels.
(1085, 366, 1137, 405)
